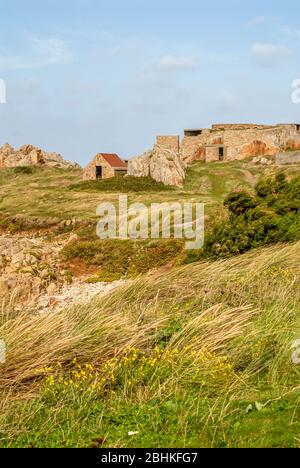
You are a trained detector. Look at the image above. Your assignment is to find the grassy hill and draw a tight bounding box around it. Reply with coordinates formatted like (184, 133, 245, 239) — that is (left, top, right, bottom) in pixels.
(1, 161, 300, 448)
(1, 242, 300, 447)
(1, 161, 300, 234)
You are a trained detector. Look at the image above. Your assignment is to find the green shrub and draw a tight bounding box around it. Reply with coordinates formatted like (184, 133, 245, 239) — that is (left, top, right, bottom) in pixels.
(224, 192, 257, 216)
(69, 176, 174, 193)
(13, 166, 38, 175)
(202, 174, 300, 258)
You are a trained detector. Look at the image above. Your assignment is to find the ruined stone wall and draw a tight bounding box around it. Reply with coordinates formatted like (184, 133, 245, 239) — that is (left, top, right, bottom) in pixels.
(224, 126, 300, 160)
(180, 125, 300, 164)
(205, 147, 219, 162)
(276, 151, 300, 165)
(156, 136, 180, 153)
(211, 123, 274, 131)
(181, 133, 210, 164)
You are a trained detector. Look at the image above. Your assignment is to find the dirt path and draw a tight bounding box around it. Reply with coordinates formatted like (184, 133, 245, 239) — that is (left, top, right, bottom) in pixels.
(240, 169, 257, 186)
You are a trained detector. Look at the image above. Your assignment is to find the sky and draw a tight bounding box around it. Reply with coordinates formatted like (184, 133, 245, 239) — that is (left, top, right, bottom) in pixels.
(0, 0, 300, 166)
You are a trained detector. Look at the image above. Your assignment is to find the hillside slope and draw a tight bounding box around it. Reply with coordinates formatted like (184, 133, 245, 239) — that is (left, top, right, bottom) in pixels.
(1, 160, 300, 231)
(1, 241, 300, 447)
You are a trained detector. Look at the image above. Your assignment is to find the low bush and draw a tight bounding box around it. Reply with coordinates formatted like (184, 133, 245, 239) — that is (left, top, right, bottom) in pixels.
(13, 166, 39, 175)
(203, 173, 300, 258)
(69, 176, 174, 193)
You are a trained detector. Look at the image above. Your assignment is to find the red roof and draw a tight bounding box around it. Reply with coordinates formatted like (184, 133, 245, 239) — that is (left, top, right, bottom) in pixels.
(99, 153, 127, 168)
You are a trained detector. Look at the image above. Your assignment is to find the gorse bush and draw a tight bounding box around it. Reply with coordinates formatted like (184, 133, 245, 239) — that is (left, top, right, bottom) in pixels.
(203, 173, 300, 258)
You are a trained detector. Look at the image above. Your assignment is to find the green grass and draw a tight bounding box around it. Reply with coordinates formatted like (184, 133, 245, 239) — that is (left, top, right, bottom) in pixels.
(0, 167, 204, 231)
(3, 386, 300, 448)
(184, 161, 255, 200)
(61, 238, 184, 279)
(2, 242, 300, 447)
(1, 161, 299, 234)
(69, 176, 175, 193)
(2, 162, 300, 447)
(184, 159, 300, 201)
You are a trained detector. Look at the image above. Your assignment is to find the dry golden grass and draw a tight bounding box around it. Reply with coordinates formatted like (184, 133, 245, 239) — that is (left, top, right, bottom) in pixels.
(1, 241, 300, 395)
(2, 161, 300, 228)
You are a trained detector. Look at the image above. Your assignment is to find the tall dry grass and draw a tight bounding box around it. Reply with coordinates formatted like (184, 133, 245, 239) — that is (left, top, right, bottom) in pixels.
(1, 241, 300, 395)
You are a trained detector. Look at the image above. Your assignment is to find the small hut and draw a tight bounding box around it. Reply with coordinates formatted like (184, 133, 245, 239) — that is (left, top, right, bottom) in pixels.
(83, 153, 128, 180)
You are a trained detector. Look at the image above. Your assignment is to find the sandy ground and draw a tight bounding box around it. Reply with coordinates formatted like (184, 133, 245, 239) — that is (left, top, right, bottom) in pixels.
(36, 278, 126, 314)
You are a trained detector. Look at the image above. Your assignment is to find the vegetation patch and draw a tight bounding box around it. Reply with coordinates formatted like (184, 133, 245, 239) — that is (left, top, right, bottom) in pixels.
(2, 242, 300, 447)
(69, 176, 175, 193)
(61, 238, 184, 278)
(202, 173, 300, 258)
(12, 166, 40, 175)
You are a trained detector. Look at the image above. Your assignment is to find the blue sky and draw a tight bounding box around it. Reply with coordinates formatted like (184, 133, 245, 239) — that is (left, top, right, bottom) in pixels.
(0, 0, 299, 165)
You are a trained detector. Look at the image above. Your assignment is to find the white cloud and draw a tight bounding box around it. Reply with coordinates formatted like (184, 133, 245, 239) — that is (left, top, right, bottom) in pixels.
(251, 43, 292, 67)
(155, 55, 197, 71)
(0, 37, 72, 71)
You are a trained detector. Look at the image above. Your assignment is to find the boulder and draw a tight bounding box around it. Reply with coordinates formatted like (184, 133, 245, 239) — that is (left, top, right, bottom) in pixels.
(128, 145, 186, 187)
(252, 156, 273, 166)
(128, 151, 151, 178)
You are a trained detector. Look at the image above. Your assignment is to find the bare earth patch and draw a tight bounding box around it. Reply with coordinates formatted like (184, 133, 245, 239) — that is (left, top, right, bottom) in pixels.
(36, 278, 125, 315)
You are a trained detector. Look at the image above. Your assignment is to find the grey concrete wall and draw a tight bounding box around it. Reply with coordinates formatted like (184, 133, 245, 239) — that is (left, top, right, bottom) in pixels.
(276, 151, 300, 165)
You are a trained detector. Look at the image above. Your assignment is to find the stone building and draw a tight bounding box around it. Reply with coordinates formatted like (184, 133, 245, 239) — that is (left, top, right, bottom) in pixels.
(152, 123, 300, 166)
(128, 123, 300, 187)
(179, 123, 300, 165)
(83, 153, 128, 180)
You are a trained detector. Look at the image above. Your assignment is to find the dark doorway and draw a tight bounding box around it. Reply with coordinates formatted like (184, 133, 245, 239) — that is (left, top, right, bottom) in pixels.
(219, 147, 224, 161)
(96, 166, 103, 179)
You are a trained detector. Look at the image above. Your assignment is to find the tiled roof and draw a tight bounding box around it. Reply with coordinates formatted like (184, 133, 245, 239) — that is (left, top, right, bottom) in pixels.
(99, 153, 127, 168)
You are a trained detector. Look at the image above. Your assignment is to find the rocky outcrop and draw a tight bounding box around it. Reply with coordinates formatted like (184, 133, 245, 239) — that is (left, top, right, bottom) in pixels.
(0, 234, 124, 312)
(0, 236, 63, 305)
(239, 140, 278, 159)
(128, 145, 186, 187)
(252, 156, 273, 166)
(0, 143, 80, 170)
